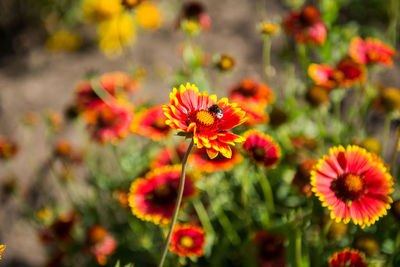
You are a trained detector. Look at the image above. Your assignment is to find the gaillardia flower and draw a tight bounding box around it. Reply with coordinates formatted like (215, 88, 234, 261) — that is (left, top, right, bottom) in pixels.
(311, 145, 394, 228)
(243, 129, 281, 169)
(128, 165, 198, 225)
(135, 1, 162, 30)
(163, 83, 247, 159)
(0, 245, 5, 261)
(328, 248, 367, 267)
(253, 231, 286, 267)
(189, 147, 243, 173)
(283, 5, 327, 45)
(169, 224, 205, 257)
(85, 225, 117, 265)
(132, 106, 171, 141)
(229, 79, 274, 126)
(308, 58, 365, 89)
(83, 101, 134, 143)
(349, 37, 397, 66)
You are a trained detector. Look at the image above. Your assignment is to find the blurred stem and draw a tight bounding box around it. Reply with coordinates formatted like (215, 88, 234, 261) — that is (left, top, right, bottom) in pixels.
(382, 114, 392, 158)
(262, 36, 272, 82)
(390, 127, 400, 175)
(241, 170, 248, 209)
(388, 230, 400, 267)
(211, 203, 241, 245)
(158, 139, 194, 267)
(295, 228, 302, 267)
(297, 44, 309, 73)
(387, 0, 400, 45)
(257, 167, 275, 214)
(193, 198, 215, 237)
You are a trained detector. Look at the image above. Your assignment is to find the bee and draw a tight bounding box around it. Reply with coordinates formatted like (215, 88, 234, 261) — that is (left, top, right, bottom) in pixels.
(208, 104, 223, 119)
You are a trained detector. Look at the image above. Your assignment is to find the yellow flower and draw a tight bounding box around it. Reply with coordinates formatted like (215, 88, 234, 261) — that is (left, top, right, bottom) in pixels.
(259, 22, 280, 36)
(98, 13, 136, 56)
(82, 0, 123, 23)
(0, 245, 5, 261)
(136, 1, 162, 30)
(45, 30, 82, 52)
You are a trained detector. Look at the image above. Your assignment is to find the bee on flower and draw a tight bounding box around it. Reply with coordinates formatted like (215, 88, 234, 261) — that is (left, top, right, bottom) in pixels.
(163, 83, 247, 159)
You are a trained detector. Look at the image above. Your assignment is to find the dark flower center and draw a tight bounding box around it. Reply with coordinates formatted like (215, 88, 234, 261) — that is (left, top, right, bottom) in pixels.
(331, 173, 366, 202)
(151, 117, 170, 132)
(299, 6, 320, 26)
(98, 109, 121, 128)
(251, 147, 266, 162)
(148, 183, 177, 205)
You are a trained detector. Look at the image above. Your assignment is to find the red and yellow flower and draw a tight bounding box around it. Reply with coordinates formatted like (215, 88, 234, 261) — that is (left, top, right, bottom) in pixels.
(177, 2, 211, 31)
(83, 101, 134, 143)
(349, 37, 397, 66)
(128, 165, 198, 225)
(328, 248, 367, 267)
(311, 145, 394, 228)
(131, 105, 172, 141)
(85, 225, 117, 265)
(169, 224, 205, 257)
(253, 231, 286, 267)
(229, 79, 273, 125)
(308, 58, 365, 89)
(0, 245, 5, 261)
(189, 147, 243, 173)
(243, 129, 281, 169)
(150, 143, 188, 169)
(163, 83, 247, 159)
(283, 6, 327, 45)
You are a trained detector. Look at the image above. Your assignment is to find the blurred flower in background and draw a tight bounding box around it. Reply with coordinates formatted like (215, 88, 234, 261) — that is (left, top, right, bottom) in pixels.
(169, 224, 205, 257)
(189, 147, 243, 173)
(83, 0, 123, 23)
(0, 136, 18, 159)
(253, 231, 286, 267)
(349, 37, 397, 66)
(135, 1, 162, 30)
(128, 165, 198, 225)
(85, 225, 117, 265)
(45, 30, 82, 52)
(131, 106, 172, 141)
(328, 248, 367, 267)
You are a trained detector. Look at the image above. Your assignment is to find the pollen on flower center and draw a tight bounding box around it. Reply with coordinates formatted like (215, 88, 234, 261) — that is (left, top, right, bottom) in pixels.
(331, 173, 366, 202)
(180, 236, 194, 247)
(196, 110, 215, 126)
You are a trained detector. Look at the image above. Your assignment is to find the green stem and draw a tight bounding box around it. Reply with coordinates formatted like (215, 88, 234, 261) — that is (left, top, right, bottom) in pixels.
(295, 228, 302, 267)
(211, 201, 240, 245)
(388, 230, 400, 267)
(382, 114, 392, 158)
(262, 37, 272, 82)
(257, 167, 275, 214)
(193, 198, 215, 237)
(390, 127, 400, 175)
(157, 139, 194, 267)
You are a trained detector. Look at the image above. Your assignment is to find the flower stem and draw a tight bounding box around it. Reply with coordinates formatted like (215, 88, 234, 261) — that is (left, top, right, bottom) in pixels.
(257, 167, 275, 214)
(390, 127, 400, 175)
(262, 36, 272, 82)
(382, 114, 392, 158)
(295, 228, 302, 267)
(157, 139, 194, 267)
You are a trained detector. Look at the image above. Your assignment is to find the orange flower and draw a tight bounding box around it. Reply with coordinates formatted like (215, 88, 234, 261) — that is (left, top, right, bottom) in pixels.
(131, 106, 172, 141)
(0, 136, 18, 159)
(189, 147, 243, 173)
(283, 6, 327, 45)
(128, 165, 198, 225)
(163, 83, 246, 159)
(349, 37, 397, 66)
(308, 58, 365, 89)
(253, 231, 286, 267)
(86, 225, 117, 265)
(311, 145, 393, 228)
(150, 143, 188, 169)
(0, 245, 5, 261)
(83, 101, 134, 143)
(169, 224, 205, 257)
(329, 248, 367, 267)
(229, 79, 273, 125)
(243, 129, 281, 169)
